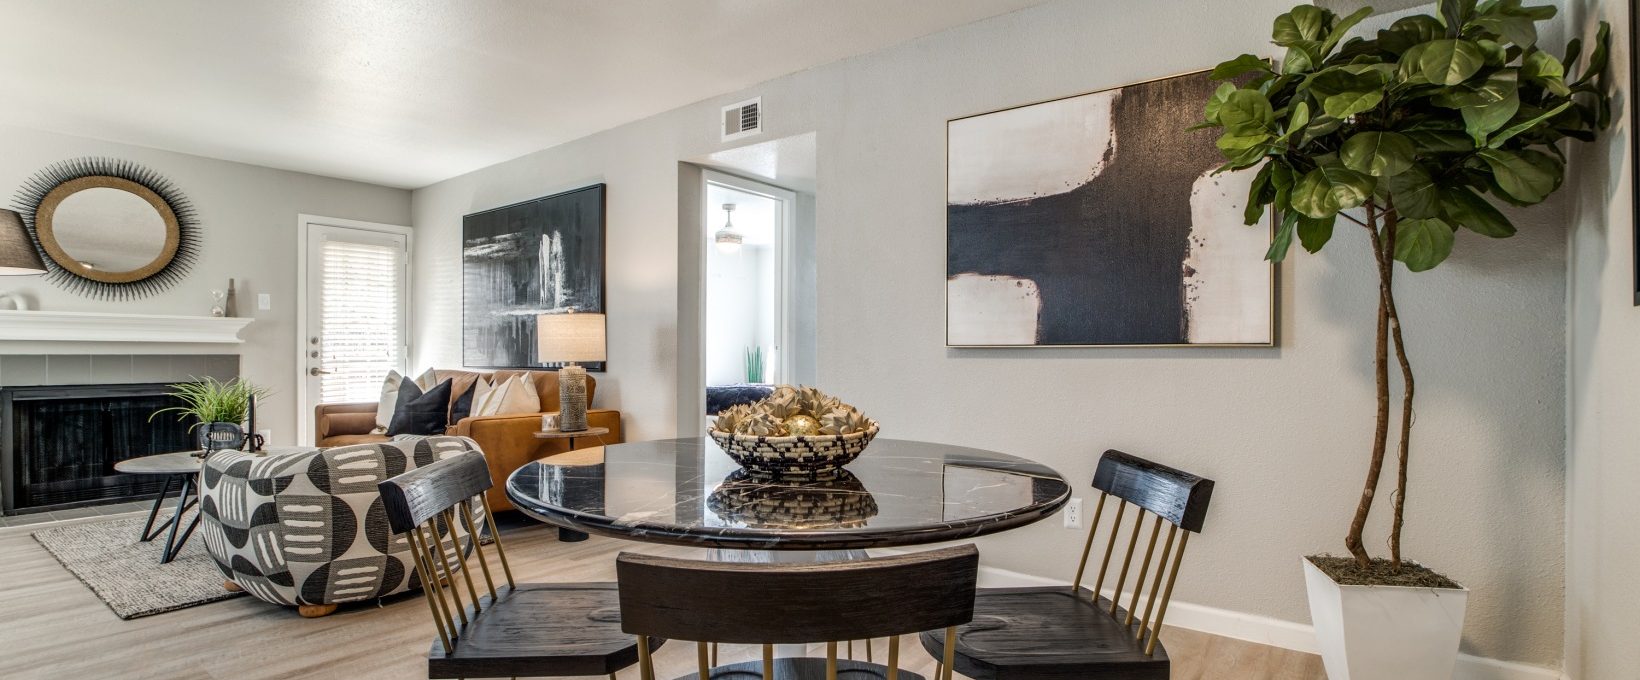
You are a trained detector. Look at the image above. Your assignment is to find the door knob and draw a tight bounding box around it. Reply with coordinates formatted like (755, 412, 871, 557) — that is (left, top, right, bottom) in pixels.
(309, 367, 331, 376)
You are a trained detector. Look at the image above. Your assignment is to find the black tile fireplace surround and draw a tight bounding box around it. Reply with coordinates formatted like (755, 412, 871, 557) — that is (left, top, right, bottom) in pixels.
(0, 353, 241, 516)
(0, 383, 197, 515)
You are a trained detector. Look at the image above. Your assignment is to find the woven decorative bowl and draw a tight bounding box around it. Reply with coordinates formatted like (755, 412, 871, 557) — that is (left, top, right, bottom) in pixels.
(708, 424, 879, 479)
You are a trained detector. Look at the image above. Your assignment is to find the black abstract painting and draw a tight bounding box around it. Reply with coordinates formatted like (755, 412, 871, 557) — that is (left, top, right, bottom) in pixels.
(946, 70, 1273, 347)
(463, 184, 606, 369)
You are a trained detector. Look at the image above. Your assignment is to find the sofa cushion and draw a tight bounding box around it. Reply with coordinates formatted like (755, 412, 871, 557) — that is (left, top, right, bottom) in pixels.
(472, 374, 539, 417)
(388, 379, 453, 436)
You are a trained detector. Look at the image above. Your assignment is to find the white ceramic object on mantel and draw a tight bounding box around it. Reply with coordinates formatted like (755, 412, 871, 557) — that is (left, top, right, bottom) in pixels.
(1302, 558, 1468, 680)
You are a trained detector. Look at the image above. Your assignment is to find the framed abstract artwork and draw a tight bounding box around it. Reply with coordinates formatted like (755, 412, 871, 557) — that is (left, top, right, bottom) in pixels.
(946, 70, 1274, 347)
(462, 184, 606, 370)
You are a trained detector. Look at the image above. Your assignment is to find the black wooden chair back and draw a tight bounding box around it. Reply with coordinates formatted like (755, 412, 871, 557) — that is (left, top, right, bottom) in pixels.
(617, 544, 980, 680)
(1069, 449, 1214, 656)
(378, 450, 515, 655)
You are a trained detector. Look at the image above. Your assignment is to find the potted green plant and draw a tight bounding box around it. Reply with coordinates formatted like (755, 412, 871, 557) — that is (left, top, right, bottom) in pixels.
(1199, 2, 1608, 677)
(150, 376, 271, 453)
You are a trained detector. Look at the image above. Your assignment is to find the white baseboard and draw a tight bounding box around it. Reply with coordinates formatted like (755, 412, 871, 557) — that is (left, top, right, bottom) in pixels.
(975, 564, 1564, 680)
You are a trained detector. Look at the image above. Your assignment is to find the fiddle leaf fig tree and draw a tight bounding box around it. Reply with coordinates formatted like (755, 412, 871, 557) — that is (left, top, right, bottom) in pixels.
(1200, 0, 1610, 572)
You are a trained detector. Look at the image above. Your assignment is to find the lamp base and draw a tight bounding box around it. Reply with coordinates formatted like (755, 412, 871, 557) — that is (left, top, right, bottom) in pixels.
(558, 364, 589, 432)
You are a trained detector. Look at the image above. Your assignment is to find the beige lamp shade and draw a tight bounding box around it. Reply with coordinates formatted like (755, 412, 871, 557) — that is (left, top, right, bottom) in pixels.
(537, 312, 607, 364)
(0, 209, 46, 275)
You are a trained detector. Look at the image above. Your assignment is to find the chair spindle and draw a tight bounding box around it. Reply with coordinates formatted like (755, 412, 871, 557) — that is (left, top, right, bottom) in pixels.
(1091, 499, 1128, 598)
(1145, 531, 1190, 656)
(1109, 508, 1146, 616)
(421, 521, 468, 626)
(444, 508, 484, 613)
(457, 500, 499, 600)
(1137, 523, 1178, 643)
(479, 495, 516, 588)
(1070, 492, 1109, 591)
(1125, 513, 1164, 624)
(407, 528, 453, 653)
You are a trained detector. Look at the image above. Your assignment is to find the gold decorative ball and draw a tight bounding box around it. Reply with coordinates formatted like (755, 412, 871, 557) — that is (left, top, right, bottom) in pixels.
(783, 414, 820, 437)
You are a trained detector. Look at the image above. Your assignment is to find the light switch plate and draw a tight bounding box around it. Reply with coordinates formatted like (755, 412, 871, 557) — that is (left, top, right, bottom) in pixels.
(257, 293, 271, 310)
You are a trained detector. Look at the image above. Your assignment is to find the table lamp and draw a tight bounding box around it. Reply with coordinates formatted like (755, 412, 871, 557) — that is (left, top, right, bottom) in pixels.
(537, 312, 606, 432)
(0, 209, 46, 275)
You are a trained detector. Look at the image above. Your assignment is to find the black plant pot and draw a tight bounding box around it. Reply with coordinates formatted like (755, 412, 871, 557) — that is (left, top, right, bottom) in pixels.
(197, 422, 245, 452)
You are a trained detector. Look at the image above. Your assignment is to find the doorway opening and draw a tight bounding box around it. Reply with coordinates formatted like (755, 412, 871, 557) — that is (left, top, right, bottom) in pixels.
(705, 172, 791, 398)
(680, 132, 817, 434)
(295, 215, 412, 445)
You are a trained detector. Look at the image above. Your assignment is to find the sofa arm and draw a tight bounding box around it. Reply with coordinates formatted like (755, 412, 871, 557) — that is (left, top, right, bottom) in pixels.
(315, 402, 378, 440)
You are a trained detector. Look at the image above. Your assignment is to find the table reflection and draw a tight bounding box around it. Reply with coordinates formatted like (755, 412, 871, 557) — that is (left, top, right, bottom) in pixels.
(707, 469, 879, 530)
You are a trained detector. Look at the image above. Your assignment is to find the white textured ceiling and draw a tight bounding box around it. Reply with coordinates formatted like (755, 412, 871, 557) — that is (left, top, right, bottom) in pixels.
(0, 0, 1049, 189)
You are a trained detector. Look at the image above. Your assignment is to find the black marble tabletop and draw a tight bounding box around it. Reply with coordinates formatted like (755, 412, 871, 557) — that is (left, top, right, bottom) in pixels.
(505, 437, 1073, 550)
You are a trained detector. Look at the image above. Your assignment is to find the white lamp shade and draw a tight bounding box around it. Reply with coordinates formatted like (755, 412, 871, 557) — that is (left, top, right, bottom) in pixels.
(0, 209, 46, 276)
(536, 313, 607, 363)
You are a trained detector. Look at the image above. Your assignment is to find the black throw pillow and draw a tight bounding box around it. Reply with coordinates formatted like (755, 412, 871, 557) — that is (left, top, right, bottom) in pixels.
(449, 383, 474, 425)
(387, 379, 453, 436)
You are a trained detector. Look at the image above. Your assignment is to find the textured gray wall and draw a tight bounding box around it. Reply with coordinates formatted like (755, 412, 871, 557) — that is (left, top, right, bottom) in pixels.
(1563, 0, 1639, 677)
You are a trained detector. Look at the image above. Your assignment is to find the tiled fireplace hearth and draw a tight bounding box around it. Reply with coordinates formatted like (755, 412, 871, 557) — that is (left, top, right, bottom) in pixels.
(0, 354, 239, 515)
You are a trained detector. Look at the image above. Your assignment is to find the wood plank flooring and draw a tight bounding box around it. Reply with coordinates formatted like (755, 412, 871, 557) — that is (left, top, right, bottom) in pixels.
(0, 512, 1325, 679)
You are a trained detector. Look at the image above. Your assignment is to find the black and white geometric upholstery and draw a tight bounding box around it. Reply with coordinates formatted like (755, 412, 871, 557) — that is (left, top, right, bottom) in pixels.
(199, 436, 486, 609)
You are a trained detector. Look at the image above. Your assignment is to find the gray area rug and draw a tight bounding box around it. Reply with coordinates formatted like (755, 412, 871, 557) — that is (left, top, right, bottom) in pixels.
(32, 514, 244, 620)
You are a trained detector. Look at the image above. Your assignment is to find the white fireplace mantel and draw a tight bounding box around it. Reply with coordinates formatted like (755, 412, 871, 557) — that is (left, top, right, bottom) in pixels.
(0, 310, 253, 344)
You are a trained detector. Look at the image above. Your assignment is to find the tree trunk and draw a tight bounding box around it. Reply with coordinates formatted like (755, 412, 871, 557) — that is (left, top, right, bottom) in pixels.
(1380, 207, 1415, 572)
(1345, 202, 1392, 569)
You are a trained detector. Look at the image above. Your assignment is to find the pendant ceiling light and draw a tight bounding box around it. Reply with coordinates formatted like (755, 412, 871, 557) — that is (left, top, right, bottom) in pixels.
(714, 203, 742, 254)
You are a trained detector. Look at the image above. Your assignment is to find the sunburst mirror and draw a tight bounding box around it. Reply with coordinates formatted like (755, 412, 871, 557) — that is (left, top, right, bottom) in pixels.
(12, 158, 199, 299)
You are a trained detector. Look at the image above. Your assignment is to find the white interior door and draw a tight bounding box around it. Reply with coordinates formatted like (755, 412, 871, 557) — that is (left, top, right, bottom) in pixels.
(298, 218, 411, 444)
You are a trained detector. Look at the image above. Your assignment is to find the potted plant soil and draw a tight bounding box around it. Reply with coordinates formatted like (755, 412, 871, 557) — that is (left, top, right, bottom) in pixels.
(1199, 2, 1609, 677)
(150, 376, 271, 454)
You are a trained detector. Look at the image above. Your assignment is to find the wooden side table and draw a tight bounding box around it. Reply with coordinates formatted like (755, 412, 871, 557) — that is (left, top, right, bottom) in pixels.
(532, 426, 611, 542)
(533, 425, 611, 449)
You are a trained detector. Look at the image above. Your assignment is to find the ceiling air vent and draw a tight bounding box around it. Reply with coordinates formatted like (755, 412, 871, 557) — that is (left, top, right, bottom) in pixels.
(722, 97, 762, 142)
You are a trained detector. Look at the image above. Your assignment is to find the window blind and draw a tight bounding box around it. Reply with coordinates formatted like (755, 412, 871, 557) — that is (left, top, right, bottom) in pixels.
(319, 237, 404, 404)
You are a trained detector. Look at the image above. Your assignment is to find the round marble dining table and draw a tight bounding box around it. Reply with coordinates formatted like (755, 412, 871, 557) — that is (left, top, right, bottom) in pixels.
(505, 437, 1073, 550)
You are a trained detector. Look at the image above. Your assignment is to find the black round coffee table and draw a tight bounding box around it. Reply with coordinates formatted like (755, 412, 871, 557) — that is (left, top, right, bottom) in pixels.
(505, 437, 1072, 551)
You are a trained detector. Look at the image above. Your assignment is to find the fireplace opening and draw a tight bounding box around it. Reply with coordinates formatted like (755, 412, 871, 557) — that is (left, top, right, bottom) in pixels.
(1, 383, 198, 515)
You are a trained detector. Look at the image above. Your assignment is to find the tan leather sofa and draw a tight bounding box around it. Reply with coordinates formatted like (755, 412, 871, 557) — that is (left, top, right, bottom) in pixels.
(314, 369, 621, 511)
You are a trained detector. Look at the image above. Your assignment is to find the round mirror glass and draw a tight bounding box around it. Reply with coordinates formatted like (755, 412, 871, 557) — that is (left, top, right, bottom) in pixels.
(50, 186, 168, 273)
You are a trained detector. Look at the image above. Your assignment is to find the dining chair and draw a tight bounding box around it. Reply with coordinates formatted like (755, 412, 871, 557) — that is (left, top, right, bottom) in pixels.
(617, 544, 980, 680)
(378, 449, 663, 679)
(917, 449, 1215, 680)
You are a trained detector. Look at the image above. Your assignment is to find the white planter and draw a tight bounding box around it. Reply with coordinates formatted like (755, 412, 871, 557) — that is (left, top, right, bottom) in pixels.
(1302, 558, 1468, 680)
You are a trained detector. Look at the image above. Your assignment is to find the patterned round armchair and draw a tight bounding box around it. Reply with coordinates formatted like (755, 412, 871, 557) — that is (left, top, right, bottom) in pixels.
(199, 436, 487, 617)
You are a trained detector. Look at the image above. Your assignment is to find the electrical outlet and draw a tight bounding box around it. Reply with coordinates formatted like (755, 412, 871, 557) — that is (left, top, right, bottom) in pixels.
(1064, 497, 1084, 529)
(257, 293, 271, 311)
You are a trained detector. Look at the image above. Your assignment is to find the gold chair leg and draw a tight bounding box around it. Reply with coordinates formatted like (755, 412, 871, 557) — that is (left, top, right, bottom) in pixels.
(712, 642, 719, 667)
(941, 627, 957, 680)
(826, 641, 838, 680)
(887, 636, 900, 680)
(763, 643, 775, 680)
(637, 635, 654, 680)
(697, 641, 711, 679)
